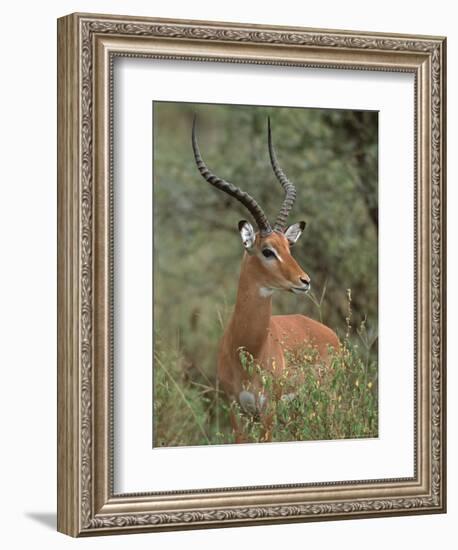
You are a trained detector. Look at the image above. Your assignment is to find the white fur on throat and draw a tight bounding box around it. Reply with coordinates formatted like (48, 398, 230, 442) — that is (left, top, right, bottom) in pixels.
(259, 286, 274, 298)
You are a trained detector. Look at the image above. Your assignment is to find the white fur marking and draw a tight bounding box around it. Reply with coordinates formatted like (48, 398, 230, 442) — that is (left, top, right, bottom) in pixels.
(259, 287, 274, 298)
(270, 247, 283, 262)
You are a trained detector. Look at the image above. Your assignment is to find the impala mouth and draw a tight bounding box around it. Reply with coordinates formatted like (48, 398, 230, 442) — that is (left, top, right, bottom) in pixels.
(291, 285, 310, 295)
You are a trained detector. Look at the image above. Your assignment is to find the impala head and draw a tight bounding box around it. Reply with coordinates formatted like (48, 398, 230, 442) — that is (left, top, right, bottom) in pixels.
(238, 219, 310, 295)
(192, 115, 310, 296)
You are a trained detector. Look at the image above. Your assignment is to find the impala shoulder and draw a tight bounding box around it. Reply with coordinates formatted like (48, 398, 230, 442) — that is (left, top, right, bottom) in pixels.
(286, 313, 339, 347)
(294, 315, 339, 345)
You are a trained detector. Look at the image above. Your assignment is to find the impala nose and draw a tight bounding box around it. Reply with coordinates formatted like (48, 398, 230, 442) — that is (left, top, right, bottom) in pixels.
(300, 276, 310, 289)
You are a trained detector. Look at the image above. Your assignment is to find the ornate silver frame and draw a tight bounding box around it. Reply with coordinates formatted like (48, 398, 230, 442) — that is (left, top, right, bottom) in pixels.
(57, 13, 446, 536)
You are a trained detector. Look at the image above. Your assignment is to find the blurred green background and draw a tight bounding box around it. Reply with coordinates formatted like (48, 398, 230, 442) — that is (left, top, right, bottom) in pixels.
(152, 101, 378, 446)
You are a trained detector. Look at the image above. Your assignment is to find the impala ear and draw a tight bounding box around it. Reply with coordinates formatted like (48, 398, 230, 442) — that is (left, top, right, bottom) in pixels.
(285, 221, 306, 246)
(238, 220, 256, 253)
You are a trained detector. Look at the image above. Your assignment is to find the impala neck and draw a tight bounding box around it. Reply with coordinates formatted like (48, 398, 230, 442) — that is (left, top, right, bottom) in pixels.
(230, 253, 272, 355)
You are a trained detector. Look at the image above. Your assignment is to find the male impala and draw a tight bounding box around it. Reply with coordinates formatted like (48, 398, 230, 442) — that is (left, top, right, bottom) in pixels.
(192, 116, 339, 441)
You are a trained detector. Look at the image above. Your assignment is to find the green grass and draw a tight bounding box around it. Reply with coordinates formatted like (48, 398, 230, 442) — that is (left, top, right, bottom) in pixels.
(153, 290, 378, 447)
(231, 338, 377, 443)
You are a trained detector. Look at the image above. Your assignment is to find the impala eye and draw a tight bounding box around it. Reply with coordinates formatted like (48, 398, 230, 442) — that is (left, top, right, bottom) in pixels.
(262, 249, 276, 259)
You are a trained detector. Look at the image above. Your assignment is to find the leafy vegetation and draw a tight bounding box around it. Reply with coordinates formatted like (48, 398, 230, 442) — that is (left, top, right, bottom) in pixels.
(230, 293, 378, 443)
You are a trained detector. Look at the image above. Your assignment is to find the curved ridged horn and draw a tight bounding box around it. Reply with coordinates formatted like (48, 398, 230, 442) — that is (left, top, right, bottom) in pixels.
(192, 115, 272, 236)
(267, 117, 297, 231)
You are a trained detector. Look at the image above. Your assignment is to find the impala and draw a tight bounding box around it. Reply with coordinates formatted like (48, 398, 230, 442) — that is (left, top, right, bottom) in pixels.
(192, 116, 339, 442)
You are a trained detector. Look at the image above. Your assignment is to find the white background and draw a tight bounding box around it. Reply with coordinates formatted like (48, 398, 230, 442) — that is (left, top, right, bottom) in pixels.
(115, 60, 414, 492)
(0, 1, 454, 548)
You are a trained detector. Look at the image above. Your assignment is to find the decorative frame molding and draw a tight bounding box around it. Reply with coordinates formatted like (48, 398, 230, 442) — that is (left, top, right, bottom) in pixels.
(57, 13, 446, 536)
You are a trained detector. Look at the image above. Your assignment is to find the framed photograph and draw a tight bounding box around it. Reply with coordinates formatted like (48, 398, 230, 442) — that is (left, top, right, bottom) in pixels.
(57, 13, 446, 536)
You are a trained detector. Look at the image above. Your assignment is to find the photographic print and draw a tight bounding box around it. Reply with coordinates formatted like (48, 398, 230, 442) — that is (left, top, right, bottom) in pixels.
(153, 101, 379, 447)
(58, 14, 446, 535)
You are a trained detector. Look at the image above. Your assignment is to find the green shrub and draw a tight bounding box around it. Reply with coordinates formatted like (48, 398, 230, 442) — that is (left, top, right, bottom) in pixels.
(231, 334, 378, 443)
